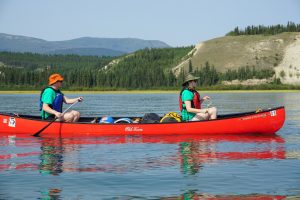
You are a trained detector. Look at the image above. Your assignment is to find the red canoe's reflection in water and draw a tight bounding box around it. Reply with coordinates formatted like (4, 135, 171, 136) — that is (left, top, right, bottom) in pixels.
(0, 134, 286, 175)
(38, 188, 286, 200)
(163, 191, 286, 200)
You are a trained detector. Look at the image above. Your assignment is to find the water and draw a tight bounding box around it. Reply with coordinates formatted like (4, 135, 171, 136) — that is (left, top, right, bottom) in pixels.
(0, 92, 300, 199)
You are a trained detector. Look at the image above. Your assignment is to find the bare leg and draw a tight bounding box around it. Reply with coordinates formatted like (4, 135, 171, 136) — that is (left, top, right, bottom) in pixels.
(208, 107, 217, 120)
(191, 112, 209, 121)
(62, 112, 75, 122)
(70, 110, 80, 122)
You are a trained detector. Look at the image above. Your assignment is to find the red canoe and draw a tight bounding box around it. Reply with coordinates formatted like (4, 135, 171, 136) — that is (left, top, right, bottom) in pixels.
(0, 106, 285, 137)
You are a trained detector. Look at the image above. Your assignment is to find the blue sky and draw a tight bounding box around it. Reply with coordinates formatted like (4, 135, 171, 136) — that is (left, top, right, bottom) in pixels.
(0, 0, 299, 46)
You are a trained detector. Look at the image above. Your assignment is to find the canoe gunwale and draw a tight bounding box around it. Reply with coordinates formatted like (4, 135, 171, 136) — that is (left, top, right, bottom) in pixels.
(0, 106, 285, 125)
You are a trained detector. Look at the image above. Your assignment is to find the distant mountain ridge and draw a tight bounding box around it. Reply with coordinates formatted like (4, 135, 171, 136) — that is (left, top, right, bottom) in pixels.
(0, 33, 170, 56)
(47, 48, 125, 57)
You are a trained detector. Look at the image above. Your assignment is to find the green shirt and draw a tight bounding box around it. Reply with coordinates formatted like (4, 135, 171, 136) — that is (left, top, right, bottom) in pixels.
(181, 89, 196, 121)
(40, 87, 58, 119)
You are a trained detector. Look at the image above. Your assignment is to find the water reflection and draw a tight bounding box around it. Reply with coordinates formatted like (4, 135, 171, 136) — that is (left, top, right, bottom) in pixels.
(177, 134, 286, 175)
(180, 142, 204, 175)
(40, 188, 62, 200)
(39, 139, 64, 175)
(0, 134, 287, 175)
(163, 191, 286, 200)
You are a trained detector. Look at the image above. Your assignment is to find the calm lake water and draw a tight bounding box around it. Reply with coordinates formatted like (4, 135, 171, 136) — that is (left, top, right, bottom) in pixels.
(0, 92, 300, 199)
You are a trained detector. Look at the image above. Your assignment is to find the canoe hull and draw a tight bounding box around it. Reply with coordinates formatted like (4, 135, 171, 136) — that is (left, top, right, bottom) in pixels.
(0, 107, 285, 137)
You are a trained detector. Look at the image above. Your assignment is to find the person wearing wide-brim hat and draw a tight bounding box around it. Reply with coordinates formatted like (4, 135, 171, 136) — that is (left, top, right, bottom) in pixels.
(40, 73, 83, 122)
(181, 73, 200, 86)
(179, 73, 217, 121)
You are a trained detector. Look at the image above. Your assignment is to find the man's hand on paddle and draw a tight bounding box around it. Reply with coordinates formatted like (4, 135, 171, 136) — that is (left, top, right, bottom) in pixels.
(77, 97, 83, 102)
(54, 111, 63, 120)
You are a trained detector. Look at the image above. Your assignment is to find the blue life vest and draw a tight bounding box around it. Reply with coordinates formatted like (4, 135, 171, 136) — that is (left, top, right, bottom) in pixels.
(39, 87, 64, 113)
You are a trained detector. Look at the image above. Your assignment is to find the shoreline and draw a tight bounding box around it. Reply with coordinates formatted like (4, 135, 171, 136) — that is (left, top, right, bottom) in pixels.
(0, 90, 300, 94)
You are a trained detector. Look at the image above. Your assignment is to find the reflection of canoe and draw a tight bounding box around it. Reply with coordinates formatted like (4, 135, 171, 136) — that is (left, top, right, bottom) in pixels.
(1, 133, 285, 146)
(163, 193, 286, 200)
(0, 133, 286, 173)
(0, 107, 285, 137)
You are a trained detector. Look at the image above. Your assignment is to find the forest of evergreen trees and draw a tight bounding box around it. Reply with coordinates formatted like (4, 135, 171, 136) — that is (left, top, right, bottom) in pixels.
(178, 61, 276, 87)
(0, 48, 192, 90)
(0, 48, 286, 90)
(226, 21, 300, 36)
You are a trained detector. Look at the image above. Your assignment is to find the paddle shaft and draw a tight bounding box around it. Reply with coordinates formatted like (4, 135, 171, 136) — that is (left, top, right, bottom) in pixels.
(33, 101, 79, 137)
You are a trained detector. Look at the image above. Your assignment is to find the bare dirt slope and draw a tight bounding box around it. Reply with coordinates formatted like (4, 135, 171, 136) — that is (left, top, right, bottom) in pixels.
(172, 32, 300, 85)
(275, 35, 300, 84)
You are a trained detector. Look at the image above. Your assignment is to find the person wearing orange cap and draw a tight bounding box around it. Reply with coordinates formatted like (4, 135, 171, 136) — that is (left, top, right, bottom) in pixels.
(39, 73, 83, 122)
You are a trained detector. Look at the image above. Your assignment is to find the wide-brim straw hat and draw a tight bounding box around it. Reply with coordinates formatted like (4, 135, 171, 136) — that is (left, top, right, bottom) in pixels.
(182, 73, 200, 86)
(48, 73, 64, 85)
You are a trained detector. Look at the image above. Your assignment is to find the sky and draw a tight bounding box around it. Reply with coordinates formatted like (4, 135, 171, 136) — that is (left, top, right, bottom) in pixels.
(0, 0, 300, 47)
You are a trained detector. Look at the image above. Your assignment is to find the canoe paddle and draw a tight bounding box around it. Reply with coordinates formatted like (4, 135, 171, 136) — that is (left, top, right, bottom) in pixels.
(33, 101, 80, 137)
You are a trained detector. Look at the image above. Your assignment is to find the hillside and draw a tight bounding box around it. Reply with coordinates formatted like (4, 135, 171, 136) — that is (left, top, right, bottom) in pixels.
(172, 32, 300, 84)
(1, 31, 300, 89)
(0, 33, 170, 56)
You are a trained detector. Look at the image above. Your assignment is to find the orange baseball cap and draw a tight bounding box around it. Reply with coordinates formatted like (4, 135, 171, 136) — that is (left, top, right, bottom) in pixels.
(48, 73, 64, 85)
